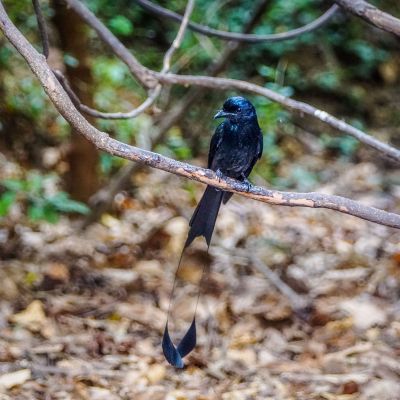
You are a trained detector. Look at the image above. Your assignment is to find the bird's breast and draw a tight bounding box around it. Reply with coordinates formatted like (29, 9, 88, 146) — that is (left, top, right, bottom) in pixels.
(212, 122, 260, 178)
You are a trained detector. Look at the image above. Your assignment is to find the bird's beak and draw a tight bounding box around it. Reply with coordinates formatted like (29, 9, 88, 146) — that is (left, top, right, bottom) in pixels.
(214, 110, 230, 119)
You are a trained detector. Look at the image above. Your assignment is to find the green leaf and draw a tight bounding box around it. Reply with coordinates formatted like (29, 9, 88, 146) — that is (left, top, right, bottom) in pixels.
(108, 15, 133, 36)
(27, 172, 45, 195)
(47, 192, 90, 215)
(100, 153, 114, 175)
(1, 179, 25, 192)
(63, 53, 79, 67)
(258, 65, 276, 79)
(0, 191, 16, 217)
(28, 203, 59, 223)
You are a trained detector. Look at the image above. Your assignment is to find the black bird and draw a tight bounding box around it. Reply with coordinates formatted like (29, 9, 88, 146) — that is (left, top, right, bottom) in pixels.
(162, 96, 263, 368)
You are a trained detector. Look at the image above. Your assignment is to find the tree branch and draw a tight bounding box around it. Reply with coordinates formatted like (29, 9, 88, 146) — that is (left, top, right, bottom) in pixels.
(32, 0, 194, 120)
(32, 0, 49, 58)
(53, 68, 161, 119)
(61, 0, 157, 89)
(62, 0, 400, 163)
(153, 71, 400, 163)
(160, 0, 195, 73)
(136, 0, 339, 43)
(1, 1, 399, 230)
(31, 0, 159, 119)
(335, 0, 400, 37)
(82, 0, 271, 226)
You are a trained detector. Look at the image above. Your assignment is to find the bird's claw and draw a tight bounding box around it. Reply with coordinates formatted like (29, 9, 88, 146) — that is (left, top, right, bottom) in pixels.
(243, 178, 252, 192)
(216, 169, 224, 182)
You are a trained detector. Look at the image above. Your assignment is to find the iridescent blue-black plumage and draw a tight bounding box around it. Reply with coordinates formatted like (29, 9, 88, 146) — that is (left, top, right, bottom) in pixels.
(162, 97, 263, 368)
(187, 96, 263, 246)
(209, 96, 263, 180)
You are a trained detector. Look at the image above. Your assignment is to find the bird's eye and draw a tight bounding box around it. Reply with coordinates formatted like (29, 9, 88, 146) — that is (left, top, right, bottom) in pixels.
(237, 107, 241, 112)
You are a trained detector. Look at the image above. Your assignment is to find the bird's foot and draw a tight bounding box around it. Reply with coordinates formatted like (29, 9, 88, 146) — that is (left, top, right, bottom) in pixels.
(216, 169, 224, 182)
(242, 178, 252, 192)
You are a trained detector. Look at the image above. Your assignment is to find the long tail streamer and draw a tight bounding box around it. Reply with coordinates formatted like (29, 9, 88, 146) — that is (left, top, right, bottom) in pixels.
(162, 186, 223, 368)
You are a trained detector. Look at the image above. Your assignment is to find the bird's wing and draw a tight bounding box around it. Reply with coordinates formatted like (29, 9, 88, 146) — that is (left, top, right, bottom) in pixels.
(208, 123, 224, 169)
(257, 129, 263, 159)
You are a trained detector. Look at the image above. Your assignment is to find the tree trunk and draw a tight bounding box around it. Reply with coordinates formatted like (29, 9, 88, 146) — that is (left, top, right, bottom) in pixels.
(52, 0, 99, 202)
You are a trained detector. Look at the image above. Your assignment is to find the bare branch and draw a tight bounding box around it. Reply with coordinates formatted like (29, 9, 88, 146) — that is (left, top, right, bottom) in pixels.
(212, 247, 312, 317)
(161, 0, 195, 73)
(53, 68, 161, 119)
(40, 0, 194, 120)
(62, 0, 400, 163)
(335, 0, 400, 37)
(153, 72, 400, 163)
(82, 0, 270, 226)
(62, 0, 156, 89)
(136, 0, 339, 43)
(1, 2, 399, 230)
(32, 0, 49, 58)
(79, 87, 160, 119)
(31, 0, 158, 119)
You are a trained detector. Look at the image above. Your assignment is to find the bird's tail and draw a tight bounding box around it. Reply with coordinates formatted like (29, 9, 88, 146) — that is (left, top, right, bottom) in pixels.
(185, 185, 224, 248)
(162, 186, 223, 368)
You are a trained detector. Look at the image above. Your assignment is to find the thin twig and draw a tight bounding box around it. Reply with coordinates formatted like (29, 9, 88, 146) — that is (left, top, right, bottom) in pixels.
(136, 0, 340, 43)
(64, 0, 156, 89)
(62, 0, 400, 163)
(279, 371, 370, 385)
(153, 72, 400, 163)
(32, 0, 49, 58)
(76, 87, 160, 119)
(54, 67, 161, 119)
(154, 0, 271, 132)
(216, 246, 311, 313)
(42, 0, 194, 120)
(335, 0, 400, 37)
(250, 255, 310, 312)
(31, 0, 158, 119)
(161, 0, 195, 73)
(27, 363, 125, 378)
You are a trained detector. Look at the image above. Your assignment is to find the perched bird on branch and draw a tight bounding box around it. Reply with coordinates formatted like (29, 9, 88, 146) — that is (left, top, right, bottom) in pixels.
(163, 96, 263, 368)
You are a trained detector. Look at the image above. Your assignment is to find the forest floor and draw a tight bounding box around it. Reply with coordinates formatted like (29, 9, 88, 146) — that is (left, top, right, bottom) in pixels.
(0, 154, 400, 400)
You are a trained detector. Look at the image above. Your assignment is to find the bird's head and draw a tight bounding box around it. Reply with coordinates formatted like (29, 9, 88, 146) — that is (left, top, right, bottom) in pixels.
(214, 96, 256, 123)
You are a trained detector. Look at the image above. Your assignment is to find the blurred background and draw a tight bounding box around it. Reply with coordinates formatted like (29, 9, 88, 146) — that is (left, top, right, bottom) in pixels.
(0, 0, 400, 399)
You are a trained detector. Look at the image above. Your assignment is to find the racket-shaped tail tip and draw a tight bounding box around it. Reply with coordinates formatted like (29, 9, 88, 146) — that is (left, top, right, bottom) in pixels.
(162, 324, 185, 368)
(162, 319, 196, 369)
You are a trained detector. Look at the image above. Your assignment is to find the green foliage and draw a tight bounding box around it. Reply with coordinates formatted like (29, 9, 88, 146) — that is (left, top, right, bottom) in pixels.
(108, 15, 134, 36)
(99, 153, 116, 175)
(320, 134, 359, 158)
(0, 192, 16, 217)
(93, 58, 129, 86)
(63, 54, 79, 68)
(0, 46, 12, 67)
(274, 165, 319, 191)
(346, 39, 389, 75)
(96, 115, 152, 176)
(313, 71, 341, 91)
(0, 173, 89, 223)
(5, 75, 47, 119)
(156, 128, 193, 160)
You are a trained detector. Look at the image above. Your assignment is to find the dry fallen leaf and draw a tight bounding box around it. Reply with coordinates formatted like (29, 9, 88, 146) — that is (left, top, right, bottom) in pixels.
(227, 348, 257, 367)
(10, 300, 47, 332)
(340, 296, 387, 330)
(0, 369, 31, 390)
(145, 364, 166, 384)
(44, 262, 70, 282)
(88, 387, 121, 400)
